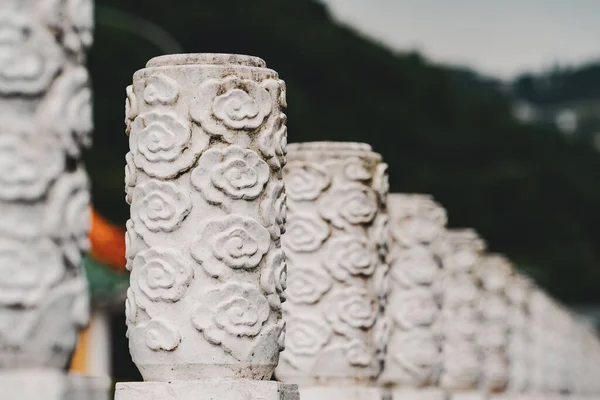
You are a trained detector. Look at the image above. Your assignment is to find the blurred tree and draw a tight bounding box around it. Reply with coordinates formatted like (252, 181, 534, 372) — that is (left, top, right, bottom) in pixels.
(87, 0, 600, 303)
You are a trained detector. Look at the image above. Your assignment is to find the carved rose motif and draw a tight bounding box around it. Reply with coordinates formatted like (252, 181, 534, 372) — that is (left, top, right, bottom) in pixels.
(0, 11, 63, 94)
(260, 181, 287, 240)
(323, 236, 378, 282)
(190, 77, 274, 141)
(372, 163, 389, 202)
(125, 219, 147, 272)
(260, 248, 287, 310)
(326, 287, 377, 338)
(390, 196, 447, 245)
(0, 237, 63, 306)
(286, 265, 331, 304)
(45, 169, 91, 266)
(125, 288, 138, 331)
(477, 255, 512, 293)
(283, 213, 329, 252)
(389, 288, 438, 329)
(0, 130, 63, 201)
(284, 161, 330, 201)
(124, 152, 136, 204)
(40, 66, 93, 157)
(144, 74, 179, 105)
(259, 114, 287, 169)
(389, 332, 438, 381)
(345, 339, 372, 367)
(130, 111, 205, 178)
(433, 230, 485, 273)
(61, 0, 94, 53)
(191, 145, 270, 205)
(125, 85, 138, 135)
(132, 180, 191, 235)
(191, 215, 271, 277)
(390, 247, 439, 287)
(145, 318, 181, 351)
(284, 316, 331, 357)
(132, 247, 193, 303)
(320, 183, 378, 228)
(344, 157, 371, 181)
(192, 282, 270, 357)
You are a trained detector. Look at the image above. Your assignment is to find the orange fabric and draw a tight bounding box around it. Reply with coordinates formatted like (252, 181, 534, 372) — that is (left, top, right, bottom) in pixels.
(89, 207, 127, 272)
(69, 322, 90, 373)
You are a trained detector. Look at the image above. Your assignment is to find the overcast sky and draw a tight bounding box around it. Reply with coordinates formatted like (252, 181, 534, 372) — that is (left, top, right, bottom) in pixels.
(321, 0, 600, 79)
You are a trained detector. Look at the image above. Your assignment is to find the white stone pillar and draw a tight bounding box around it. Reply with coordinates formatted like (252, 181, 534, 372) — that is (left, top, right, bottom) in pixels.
(432, 229, 487, 400)
(0, 0, 98, 398)
(475, 255, 512, 397)
(275, 142, 389, 400)
(117, 53, 297, 400)
(379, 194, 447, 400)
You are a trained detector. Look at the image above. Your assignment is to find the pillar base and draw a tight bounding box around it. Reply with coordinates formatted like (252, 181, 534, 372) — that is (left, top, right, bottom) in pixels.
(0, 369, 111, 400)
(448, 392, 487, 400)
(115, 380, 299, 400)
(297, 386, 389, 400)
(390, 387, 445, 400)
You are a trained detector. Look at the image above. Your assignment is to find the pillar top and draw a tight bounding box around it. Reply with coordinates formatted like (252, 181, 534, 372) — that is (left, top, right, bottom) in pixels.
(146, 53, 267, 68)
(287, 141, 381, 161)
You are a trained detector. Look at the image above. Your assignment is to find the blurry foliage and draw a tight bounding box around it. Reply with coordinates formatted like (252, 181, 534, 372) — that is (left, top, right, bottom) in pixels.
(87, 0, 600, 303)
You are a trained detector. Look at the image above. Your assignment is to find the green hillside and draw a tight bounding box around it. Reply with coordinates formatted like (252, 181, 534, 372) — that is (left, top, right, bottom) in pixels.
(87, 0, 600, 303)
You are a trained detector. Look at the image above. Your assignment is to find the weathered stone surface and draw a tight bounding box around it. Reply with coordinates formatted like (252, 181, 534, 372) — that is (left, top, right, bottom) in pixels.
(275, 142, 389, 389)
(124, 53, 289, 384)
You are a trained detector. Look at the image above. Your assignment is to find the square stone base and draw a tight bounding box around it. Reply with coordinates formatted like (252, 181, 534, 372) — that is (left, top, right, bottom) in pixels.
(390, 387, 445, 400)
(115, 380, 299, 400)
(0, 370, 111, 400)
(298, 386, 389, 400)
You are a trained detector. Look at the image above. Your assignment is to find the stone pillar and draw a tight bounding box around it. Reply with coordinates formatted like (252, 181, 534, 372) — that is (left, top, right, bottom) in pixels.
(275, 142, 389, 400)
(378, 194, 447, 400)
(0, 0, 98, 398)
(504, 273, 534, 398)
(432, 229, 486, 400)
(116, 54, 297, 400)
(475, 255, 512, 397)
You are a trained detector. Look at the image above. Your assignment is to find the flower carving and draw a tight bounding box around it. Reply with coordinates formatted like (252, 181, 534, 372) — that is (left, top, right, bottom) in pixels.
(389, 288, 438, 329)
(345, 339, 372, 367)
(0, 237, 63, 306)
(323, 235, 378, 282)
(191, 145, 270, 205)
(319, 183, 377, 228)
(125, 85, 138, 135)
(284, 316, 331, 357)
(191, 215, 271, 278)
(283, 213, 329, 253)
(389, 332, 438, 381)
(326, 287, 377, 338)
(390, 196, 447, 245)
(283, 161, 330, 201)
(132, 180, 191, 235)
(132, 247, 193, 303)
(260, 248, 287, 310)
(40, 66, 92, 157)
(0, 129, 64, 201)
(190, 77, 273, 141)
(286, 265, 331, 304)
(145, 318, 181, 351)
(130, 111, 206, 178)
(125, 288, 138, 330)
(344, 157, 371, 181)
(0, 11, 63, 94)
(144, 74, 179, 105)
(390, 247, 439, 287)
(60, 0, 94, 53)
(372, 163, 389, 202)
(124, 152, 137, 205)
(45, 169, 91, 267)
(125, 219, 147, 271)
(260, 180, 287, 240)
(258, 114, 287, 168)
(192, 282, 270, 358)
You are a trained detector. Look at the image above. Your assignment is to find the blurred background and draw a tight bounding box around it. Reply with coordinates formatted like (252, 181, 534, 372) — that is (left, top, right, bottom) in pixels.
(82, 0, 600, 380)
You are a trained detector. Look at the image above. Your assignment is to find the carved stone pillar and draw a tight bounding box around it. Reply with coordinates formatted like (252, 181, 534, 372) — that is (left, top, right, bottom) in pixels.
(378, 194, 447, 400)
(0, 0, 96, 398)
(475, 255, 512, 397)
(116, 53, 297, 400)
(274, 142, 389, 400)
(432, 229, 486, 400)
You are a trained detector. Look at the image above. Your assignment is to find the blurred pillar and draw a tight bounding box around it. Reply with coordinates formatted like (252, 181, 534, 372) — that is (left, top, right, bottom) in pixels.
(275, 142, 390, 400)
(0, 0, 107, 398)
(378, 194, 447, 400)
(432, 229, 486, 400)
(116, 53, 297, 400)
